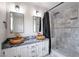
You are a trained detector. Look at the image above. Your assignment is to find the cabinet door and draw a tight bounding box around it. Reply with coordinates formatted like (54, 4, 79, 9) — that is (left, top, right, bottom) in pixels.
(2, 48, 17, 57)
(20, 45, 29, 57)
(36, 40, 49, 57)
(28, 43, 37, 57)
(15, 45, 29, 57)
(42, 40, 49, 56)
(36, 42, 43, 57)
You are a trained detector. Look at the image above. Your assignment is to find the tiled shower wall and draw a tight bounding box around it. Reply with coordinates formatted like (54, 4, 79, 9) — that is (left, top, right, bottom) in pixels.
(50, 3, 79, 50)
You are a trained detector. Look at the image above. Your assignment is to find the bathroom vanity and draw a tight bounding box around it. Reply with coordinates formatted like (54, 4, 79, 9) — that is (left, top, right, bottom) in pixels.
(1, 5, 49, 57)
(2, 38, 49, 57)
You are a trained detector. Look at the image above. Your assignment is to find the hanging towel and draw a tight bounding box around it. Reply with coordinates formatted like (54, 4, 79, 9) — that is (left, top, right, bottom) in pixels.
(43, 12, 51, 54)
(39, 17, 41, 32)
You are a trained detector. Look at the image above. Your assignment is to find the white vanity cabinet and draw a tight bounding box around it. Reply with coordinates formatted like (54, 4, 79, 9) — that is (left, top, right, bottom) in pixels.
(2, 45, 30, 57)
(2, 39, 49, 57)
(36, 40, 49, 57)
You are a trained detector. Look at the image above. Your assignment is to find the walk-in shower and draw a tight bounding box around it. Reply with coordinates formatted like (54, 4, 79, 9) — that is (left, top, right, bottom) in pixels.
(49, 2, 79, 57)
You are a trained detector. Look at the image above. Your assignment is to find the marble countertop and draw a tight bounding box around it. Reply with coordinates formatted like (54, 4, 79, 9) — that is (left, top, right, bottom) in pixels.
(2, 37, 48, 49)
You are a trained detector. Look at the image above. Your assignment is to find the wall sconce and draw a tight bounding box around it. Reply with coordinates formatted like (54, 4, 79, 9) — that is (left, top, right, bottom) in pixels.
(15, 5, 20, 12)
(36, 11, 39, 15)
(36, 11, 40, 16)
(33, 10, 41, 17)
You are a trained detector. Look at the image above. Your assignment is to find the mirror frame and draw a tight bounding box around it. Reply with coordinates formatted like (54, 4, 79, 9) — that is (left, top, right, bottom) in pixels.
(10, 12, 24, 33)
(33, 16, 41, 33)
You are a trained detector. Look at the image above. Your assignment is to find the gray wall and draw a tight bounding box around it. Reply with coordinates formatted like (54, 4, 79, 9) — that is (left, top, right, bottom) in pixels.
(50, 2, 79, 50)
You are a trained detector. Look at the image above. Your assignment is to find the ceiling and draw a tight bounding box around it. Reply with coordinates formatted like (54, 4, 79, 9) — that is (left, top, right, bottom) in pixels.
(10, 2, 61, 12)
(26, 2, 61, 11)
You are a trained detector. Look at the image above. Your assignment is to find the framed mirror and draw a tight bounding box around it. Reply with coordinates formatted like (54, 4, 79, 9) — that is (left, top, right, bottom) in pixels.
(10, 12, 24, 33)
(33, 16, 41, 33)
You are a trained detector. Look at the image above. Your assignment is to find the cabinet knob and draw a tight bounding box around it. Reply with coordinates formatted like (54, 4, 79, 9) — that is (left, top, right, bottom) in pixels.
(32, 50, 36, 53)
(31, 46, 35, 48)
(3, 51, 5, 55)
(18, 55, 21, 57)
(14, 56, 16, 57)
(27, 46, 29, 48)
(42, 47, 46, 51)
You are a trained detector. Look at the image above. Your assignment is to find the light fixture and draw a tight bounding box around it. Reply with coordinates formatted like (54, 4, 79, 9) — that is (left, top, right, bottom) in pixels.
(15, 5, 20, 11)
(36, 11, 39, 16)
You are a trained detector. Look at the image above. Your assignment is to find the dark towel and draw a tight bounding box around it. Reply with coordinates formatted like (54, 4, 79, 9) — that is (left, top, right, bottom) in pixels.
(43, 12, 51, 54)
(39, 17, 41, 32)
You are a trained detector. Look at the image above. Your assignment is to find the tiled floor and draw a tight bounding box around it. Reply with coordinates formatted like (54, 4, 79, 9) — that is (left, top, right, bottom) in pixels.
(54, 48, 79, 57)
(46, 48, 79, 57)
(46, 49, 65, 57)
